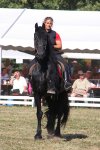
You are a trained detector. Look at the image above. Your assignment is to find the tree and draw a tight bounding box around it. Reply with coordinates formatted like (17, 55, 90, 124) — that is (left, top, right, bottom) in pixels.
(0, 0, 100, 10)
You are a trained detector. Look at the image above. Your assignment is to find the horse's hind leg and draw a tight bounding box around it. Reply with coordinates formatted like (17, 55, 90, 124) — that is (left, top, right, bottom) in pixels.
(34, 95, 43, 140)
(46, 95, 56, 136)
(55, 116, 61, 137)
(46, 112, 55, 135)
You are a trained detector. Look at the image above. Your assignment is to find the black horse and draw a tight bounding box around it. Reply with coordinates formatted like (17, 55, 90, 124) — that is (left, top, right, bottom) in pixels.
(30, 23, 70, 139)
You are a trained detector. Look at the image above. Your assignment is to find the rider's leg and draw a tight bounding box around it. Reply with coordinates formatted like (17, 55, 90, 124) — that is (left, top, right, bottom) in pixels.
(64, 63, 72, 90)
(56, 54, 72, 91)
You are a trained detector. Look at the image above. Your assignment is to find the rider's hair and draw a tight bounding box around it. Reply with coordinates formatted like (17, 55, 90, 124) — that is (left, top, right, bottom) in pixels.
(43, 17, 53, 24)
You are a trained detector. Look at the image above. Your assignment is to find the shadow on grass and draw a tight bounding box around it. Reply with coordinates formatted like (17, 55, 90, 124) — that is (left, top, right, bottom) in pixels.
(62, 133, 88, 141)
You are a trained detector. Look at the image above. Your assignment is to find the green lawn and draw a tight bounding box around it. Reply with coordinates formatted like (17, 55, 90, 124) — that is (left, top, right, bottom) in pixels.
(0, 106, 100, 150)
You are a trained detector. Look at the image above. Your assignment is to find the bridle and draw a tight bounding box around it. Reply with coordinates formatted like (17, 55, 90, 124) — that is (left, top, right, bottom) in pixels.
(34, 29, 48, 60)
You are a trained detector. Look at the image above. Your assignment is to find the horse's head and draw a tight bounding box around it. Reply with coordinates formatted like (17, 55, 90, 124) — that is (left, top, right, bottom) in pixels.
(34, 23, 48, 60)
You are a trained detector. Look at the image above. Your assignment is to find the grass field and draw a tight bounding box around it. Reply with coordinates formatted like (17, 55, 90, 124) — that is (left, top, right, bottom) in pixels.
(0, 106, 100, 150)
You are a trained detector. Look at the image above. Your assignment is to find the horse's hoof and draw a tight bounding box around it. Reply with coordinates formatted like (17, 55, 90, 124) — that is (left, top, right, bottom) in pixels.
(47, 134, 54, 139)
(47, 129, 54, 136)
(54, 133, 61, 138)
(34, 134, 42, 140)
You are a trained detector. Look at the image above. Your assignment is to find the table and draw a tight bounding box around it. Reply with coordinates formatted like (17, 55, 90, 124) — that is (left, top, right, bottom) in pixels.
(91, 87, 100, 98)
(1, 84, 12, 95)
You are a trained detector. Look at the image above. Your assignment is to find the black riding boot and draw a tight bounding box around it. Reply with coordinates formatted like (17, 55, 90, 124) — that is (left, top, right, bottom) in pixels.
(64, 71, 72, 91)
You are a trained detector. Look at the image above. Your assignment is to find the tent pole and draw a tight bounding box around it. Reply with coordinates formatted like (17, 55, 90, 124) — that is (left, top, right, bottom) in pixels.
(0, 47, 1, 95)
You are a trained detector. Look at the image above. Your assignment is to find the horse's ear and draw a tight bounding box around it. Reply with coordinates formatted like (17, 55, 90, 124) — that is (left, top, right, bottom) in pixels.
(42, 23, 45, 30)
(35, 23, 38, 31)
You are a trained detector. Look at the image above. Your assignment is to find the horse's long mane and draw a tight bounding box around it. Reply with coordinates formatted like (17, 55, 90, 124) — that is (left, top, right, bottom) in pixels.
(34, 23, 56, 61)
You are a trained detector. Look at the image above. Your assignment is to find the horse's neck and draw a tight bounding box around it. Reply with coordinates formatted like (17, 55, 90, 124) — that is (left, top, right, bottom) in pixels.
(36, 56, 56, 74)
(36, 41, 56, 71)
(36, 58, 48, 72)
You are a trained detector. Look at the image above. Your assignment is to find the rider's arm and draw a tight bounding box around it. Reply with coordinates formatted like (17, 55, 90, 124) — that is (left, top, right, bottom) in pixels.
(54, 32, 62, 50)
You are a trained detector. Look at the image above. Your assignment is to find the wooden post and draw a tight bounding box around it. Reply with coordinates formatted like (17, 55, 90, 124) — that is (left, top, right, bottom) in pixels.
(0, 47, 2, 95)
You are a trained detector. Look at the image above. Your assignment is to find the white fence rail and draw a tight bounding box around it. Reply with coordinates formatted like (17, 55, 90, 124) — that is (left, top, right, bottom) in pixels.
(69, 97, 100, 108)
(0, 95, 100, 108)
(0, 95, 35, 107)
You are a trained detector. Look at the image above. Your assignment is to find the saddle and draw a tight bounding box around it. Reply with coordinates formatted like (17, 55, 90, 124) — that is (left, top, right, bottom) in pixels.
(29, 64, 36, 76)
(57, 61, 72, 92)
(29, 61, 65, 80)
(57, 61, 65, 79)
(29, 61, 71, 93)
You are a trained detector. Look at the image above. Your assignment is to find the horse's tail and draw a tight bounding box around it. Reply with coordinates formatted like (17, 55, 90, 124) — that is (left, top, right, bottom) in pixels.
(45, 91, 70, 130)
(60, 91, 70, 127)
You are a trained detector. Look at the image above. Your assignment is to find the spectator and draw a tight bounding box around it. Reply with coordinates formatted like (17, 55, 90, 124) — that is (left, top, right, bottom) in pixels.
(85, 70, 96, 88)
(71, 70, 91, 97)
(1, 67, 9, 83)
(21, 63, 29, 78)
(7, 62, 14, 77)
(1, 62, 5, 68)
(9, 70, 28, 95)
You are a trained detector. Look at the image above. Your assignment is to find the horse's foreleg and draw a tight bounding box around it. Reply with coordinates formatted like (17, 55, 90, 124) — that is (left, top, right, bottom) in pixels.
(34, 95, 43, 140)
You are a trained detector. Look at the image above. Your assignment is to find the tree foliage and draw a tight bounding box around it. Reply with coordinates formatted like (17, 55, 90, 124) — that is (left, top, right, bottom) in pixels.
(0, 0, 100, 10)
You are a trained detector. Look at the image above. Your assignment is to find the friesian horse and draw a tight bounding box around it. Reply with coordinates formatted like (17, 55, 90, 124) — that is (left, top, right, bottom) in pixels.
(30, 23, 70, 139)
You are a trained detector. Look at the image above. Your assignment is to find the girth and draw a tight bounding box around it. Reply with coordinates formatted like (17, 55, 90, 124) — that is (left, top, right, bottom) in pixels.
(57, 61, 65, 78)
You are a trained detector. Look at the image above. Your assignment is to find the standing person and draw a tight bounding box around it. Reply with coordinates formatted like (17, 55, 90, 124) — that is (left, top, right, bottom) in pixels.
(29, 17, 71, 93)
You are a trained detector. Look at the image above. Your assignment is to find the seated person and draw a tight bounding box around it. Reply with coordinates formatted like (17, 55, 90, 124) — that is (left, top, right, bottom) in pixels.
(85, 70, 96, 88)
(1, 67, 9, 83)
(9, 70, 28, 95)
(71, 70, 91, 97)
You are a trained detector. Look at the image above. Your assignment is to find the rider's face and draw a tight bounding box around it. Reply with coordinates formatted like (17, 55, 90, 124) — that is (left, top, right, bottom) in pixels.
(44, 19, 53, 31)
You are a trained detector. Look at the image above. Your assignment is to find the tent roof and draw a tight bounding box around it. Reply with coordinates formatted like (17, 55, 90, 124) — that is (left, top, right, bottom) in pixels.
(2, 50, 34, 60)
(0, 8, 100, 59)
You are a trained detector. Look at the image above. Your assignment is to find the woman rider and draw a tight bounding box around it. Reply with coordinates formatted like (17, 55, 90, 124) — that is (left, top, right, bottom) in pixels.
(29, 17, 71, 94)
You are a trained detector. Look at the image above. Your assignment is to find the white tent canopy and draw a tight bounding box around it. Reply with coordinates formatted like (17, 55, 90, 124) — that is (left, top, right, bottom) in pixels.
(2, 50, 34, 60)
(0, 8, 100, 93)
(0, 8, 100, 59)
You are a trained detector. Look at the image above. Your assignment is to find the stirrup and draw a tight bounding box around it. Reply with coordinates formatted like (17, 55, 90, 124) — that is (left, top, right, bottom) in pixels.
(47, 89, 55, 94)
(47, 80, 56, 94)
(64, 81, 72, 91)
